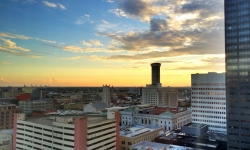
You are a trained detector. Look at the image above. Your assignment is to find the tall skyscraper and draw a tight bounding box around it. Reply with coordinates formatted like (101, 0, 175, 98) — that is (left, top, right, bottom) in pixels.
(142, 63, 178, 106)
(225, 0, 250, 149)
(191, 72, 226, 133)
(102, 85, 111, 107)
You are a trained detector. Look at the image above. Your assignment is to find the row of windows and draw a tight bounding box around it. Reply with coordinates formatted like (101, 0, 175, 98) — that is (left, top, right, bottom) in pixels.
(192, 97, 226, 100)
(226, 22, 250, 31)
(226, 9, 250, 18)
(228, 119, 250, 123)
(227, 78, 250, 82)
(192, 83, 225, 86)
(193, 119, 226, 124)
(192, 114, 226, 119)
(226, 4, 249, 11)
(227, 51, 250, 56)
(191, 88, 225, 90)
(227, 71, 250, 76)
(192, 105, 226, 110)
(192, 92, 225, 95)
(192, 110, 226, 114)
(192, 101, 225, 105)
(226, 16, 250, 24)
(228, 65, 250, 70)
(228, 99, 250, 102)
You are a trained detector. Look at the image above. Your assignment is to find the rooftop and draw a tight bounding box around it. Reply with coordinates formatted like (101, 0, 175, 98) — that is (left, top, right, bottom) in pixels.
(130, 141, 196, 150)
(183, 123, 207, 129)
(120, 124, 162, 138)
(25, 114, 108, 127)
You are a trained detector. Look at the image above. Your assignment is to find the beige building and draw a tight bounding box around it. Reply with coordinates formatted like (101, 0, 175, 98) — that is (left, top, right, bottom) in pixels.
(21, 87, 37, 94)
(0, 129, 13, 150)
(142, 85, 179, 107)
(13, 111, 120, 150)
(0, 104, 22, 130)
(2, 91, 24, 98)
(119, 125, 163, 150)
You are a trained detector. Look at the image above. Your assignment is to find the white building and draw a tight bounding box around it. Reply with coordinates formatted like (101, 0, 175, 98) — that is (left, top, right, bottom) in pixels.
(102, 85, 111, 107)
(120, 106, 191, 131)
(191, 72, 226, 133)
(13, 111, 120, 150)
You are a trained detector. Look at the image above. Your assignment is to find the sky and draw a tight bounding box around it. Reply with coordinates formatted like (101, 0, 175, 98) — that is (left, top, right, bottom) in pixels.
(0, 0, 225, 87)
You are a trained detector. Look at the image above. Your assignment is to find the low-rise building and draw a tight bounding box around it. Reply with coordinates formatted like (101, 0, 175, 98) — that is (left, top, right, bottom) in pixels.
(0, 104, 22, 130)
(63, 102, 83, 110)
(120, 106, 191, 131)
(83, 102, 107, 113)
(0, 129, 13, 150)
(18, 100, 53, 116)
(120, 125, 163, 150)
(130, 141, 195, 150)
(13, 111, 120, 150)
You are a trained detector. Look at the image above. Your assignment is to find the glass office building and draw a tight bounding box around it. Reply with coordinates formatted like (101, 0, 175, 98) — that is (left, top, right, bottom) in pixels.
(225, 0, 250, 149)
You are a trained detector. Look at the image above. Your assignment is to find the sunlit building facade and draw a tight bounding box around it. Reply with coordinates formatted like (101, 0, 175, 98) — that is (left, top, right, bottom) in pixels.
(225, 0, 250, 149)
(191, 72, 226, 133)
(13, 112, 120, 150)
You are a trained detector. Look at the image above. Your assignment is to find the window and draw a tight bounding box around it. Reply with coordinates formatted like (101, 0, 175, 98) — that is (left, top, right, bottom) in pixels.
(121, 141, 125, 144)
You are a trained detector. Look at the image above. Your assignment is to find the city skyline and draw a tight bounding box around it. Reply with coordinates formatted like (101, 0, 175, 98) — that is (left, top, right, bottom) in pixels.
(0, 0, 224, 87)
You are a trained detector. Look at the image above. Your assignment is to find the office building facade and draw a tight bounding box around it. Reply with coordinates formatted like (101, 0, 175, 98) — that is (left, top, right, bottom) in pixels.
(0, 104, 22, 130)
(191, 73, 226, 133)
(13, 111, 120, 150)
(225, 0, 250, 149)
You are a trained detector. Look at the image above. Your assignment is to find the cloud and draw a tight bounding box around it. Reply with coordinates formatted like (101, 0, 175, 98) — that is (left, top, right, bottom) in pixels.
(106, 0, 115, 2)
(96, 0, 224, 60)
(37, 77, 60, 85)
(35, 38, 56, 44)
(0, 32, 56, 44)
(0, 32, 29, 40)
(0, 38, 30, 52)
(0, 38, 43, 58)
(75, 14, 93, 25)
(101, 20, 109, 24)
(43, 1, 57, 8)
(0, 62, 12, 65)
(62, 45, 121, 53)
(150, 18, 168, 32)
(58, 4, 66, 10)
(109, 0, 161, 22)
(95, 22, 118, 32)
(81, 40, 104, 47)
(43, 1, 66, 10)
(0, 77, 9, 82)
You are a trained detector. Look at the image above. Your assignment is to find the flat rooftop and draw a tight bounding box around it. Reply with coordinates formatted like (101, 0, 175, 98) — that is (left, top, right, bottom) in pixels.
(120, 125, 161, 137)
(183, 123, 207, 129)
(25, 114, 108, 127)
(130, 141, 196, 150)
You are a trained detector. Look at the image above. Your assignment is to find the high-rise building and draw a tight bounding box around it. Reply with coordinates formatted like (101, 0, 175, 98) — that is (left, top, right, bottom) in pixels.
(102, 85, 111, 107)
(151, 63, 161, 85)
(191, 72, 226, 133)
(225, 0, 250, 149)
(142, 63, 178, 107)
